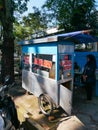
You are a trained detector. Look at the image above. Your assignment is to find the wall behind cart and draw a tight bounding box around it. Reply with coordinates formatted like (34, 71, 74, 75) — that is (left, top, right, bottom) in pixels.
(74, 52, 98, 71)
(74, 41, 98, 71)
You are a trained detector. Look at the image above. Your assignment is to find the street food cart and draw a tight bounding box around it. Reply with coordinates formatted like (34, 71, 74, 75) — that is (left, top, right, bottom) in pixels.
(19, 34, 74, 116)
(19, 31, 95, 115)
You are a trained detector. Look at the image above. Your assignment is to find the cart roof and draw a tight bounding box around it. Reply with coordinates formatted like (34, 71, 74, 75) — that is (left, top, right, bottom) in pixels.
(18, 30, 98, 45)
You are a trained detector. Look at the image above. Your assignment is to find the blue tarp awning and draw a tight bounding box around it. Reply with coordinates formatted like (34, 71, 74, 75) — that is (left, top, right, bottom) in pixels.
(18, 30, 98, 45)
(64, 33, 98, 44)
(57, 30, 98, 44)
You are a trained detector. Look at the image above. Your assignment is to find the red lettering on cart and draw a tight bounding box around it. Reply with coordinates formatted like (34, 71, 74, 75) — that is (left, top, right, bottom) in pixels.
(43, 60, 52, 69)
(64, 64, 72, 70)
(34, 58, 52, 69)
(34, 58, 39, 65)
(61, 60, 72, 66)
(24, 56, 29, 64)
(39, 59, 43, 66)
(63, 60, 72, 70)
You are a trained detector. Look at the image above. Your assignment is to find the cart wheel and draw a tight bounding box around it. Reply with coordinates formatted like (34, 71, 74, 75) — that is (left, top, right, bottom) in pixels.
(38, 94, 53, 115)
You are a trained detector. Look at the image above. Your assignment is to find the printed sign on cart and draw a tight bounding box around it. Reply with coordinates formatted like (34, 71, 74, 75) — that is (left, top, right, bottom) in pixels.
(23, 54, 30, 71)
(59, 54, 72, 79)
(32, 54, 55, 79)
(34, 58, 52, 69)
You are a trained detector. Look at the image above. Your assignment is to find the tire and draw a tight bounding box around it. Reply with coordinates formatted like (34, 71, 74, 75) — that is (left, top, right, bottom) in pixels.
(38, 94, 53, 115)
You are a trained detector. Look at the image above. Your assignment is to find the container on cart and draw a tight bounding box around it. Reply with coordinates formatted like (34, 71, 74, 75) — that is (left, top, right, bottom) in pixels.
(20, 35, 74, 115)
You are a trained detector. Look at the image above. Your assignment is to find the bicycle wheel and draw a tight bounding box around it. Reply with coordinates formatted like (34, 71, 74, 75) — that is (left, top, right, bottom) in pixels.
(38, 94, 53, 115)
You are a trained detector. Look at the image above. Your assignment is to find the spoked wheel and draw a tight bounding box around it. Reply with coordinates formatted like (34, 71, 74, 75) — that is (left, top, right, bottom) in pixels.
(38, 94, 53, 115)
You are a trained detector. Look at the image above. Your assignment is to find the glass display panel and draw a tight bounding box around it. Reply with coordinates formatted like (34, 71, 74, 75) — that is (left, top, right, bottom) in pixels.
(59, 54, 72, 80)
(23, 53, 30, 71)
(32, 54, 56, 79)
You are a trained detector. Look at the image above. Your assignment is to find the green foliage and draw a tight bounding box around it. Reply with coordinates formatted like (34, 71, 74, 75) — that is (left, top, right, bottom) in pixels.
(0, 0, 30, 40)
(13, 0, 29, 13)
(0, 0, 3, 9)
(14, 7, 47, 40)
(0, 0, 30, 82)
(43, 0, 97, 32)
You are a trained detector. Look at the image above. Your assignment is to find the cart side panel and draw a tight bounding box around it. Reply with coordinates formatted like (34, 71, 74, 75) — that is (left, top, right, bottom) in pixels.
(59, 84, 72, 115)
(22, 70, 58, 104)
(58, 43, 74, 115)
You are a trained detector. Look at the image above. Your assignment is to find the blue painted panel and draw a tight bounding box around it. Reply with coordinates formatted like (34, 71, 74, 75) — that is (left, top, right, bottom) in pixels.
(74, 52, 98, 71)
(22, 41, 74, 54)
(22, 43, 57, 54)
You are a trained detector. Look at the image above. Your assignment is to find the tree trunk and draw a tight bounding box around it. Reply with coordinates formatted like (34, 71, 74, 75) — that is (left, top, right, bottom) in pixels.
(1, 39, 14, 83)
(0, 0, 14, 83)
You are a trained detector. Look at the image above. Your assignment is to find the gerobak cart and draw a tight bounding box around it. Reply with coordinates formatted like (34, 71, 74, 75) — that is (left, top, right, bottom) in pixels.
(19, 33, 75, 116)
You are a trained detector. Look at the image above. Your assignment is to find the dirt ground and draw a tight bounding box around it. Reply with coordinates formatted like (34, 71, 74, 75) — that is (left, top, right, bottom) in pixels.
(7, 76, 98, 130)
(8, 77, 70, 130)
(8, 77, 38, 130)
